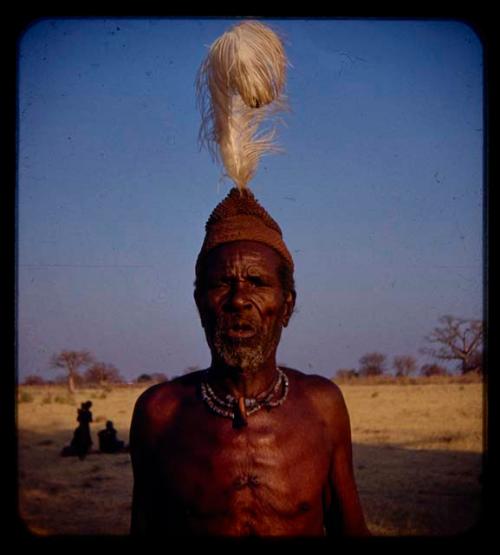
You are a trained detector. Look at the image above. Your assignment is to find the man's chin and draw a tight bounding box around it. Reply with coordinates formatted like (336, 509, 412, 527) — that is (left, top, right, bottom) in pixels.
(213, 344, 265, 373)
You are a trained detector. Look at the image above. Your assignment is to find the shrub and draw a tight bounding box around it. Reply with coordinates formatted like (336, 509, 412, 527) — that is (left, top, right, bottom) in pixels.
(41, 394, 53, 405)
(54, 395, 76, 405)
(336, 369, 359, 381)
(18, 391, 34, 403)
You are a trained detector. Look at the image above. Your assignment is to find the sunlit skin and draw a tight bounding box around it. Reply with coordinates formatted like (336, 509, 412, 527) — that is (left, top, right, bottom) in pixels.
(130, 241, 370, 536)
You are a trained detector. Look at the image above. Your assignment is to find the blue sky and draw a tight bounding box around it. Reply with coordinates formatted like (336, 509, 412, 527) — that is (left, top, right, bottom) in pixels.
(17, 18, 484, 381)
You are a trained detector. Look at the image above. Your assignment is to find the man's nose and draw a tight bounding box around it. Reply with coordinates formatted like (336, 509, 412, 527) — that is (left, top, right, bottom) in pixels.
(225, 282, 252, 311)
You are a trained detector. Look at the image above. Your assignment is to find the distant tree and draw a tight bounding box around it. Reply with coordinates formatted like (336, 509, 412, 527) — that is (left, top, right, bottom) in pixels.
(466, 350, 483, 374)
(393, 355, 417, 377)
(136, 372, 168, 383)
(84, 362, 124, 387)
(420, 363, 449, 377)
(22, 374, 46, 386)
(335, 369, 359, 380)
(150, 372, 168, 383)
(421, 315, 484, 374)
(359, 352, 387, 377)
(50, 350, 94, 393)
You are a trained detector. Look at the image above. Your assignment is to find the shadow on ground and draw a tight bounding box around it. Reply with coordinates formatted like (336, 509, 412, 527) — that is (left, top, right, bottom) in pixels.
(17, 427, 133, 535)
(352, 442, 483, 536)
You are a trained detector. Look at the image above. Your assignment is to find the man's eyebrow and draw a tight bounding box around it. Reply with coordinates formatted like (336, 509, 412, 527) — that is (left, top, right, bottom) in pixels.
(247, 269, 272, 277)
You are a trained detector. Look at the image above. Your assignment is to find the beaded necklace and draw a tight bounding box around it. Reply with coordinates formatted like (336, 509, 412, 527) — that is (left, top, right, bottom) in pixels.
(200, 367, 289, 425)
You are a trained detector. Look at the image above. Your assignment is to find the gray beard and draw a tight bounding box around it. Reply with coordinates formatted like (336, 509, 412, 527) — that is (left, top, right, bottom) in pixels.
(212, 327, 280, 374)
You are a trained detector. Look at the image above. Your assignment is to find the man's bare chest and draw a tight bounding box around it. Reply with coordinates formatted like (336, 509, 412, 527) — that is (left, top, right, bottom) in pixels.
(152, 403, 332, 528)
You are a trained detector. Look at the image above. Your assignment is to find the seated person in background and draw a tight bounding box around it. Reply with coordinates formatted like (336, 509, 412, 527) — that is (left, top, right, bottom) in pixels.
(98, 420, 126, 453)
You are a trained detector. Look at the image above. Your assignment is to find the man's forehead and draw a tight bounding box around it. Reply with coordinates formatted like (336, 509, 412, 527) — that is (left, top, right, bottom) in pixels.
(206, 241, 282, 271)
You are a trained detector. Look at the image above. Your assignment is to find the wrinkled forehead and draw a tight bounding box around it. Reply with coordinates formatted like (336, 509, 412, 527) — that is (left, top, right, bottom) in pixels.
(203, 240, 283, 275)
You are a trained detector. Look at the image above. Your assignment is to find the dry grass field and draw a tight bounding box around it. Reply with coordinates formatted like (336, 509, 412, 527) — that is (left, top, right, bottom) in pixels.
(16, 377, 484, 537)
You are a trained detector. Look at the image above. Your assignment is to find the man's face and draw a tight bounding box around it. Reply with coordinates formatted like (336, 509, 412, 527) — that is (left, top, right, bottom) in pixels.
(195, 241, 295, 373)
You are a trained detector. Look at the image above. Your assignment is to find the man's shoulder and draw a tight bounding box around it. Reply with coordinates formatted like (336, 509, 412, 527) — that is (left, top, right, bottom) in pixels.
(133, 370, 206, 422)
(284, 367, 343, 397)
(284, 367, 346, 415)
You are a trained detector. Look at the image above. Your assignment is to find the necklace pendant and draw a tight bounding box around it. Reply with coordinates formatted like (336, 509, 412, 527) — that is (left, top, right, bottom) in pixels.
(201, 368, 288, 423)
(235, 396, 248, 427)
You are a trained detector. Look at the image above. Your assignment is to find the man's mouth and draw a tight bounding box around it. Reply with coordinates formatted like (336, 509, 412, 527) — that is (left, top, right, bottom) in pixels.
(224, 321, 257, 339)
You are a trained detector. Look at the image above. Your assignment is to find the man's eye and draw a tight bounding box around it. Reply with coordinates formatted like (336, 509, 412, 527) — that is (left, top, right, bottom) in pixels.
(210, 278, 233, 289)
(210, 281, 226, 289)
(249, 277, 265, 286)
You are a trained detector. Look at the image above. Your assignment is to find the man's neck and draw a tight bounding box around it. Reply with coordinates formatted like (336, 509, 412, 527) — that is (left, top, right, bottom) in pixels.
(208, 358, 279, 400)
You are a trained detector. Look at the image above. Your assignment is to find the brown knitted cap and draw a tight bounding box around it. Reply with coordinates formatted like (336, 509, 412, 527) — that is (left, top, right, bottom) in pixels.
(196, 188, 294, 270)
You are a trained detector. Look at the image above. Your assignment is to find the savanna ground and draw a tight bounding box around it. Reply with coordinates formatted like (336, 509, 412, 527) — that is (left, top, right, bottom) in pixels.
(16, 376, 484, 536)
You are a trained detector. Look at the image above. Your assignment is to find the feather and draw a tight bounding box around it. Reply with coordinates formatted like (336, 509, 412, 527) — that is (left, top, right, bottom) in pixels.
(196, 21, 288, 191)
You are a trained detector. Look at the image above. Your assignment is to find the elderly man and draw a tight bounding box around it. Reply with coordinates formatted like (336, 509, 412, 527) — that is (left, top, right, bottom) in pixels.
(130, 188, 370, 536)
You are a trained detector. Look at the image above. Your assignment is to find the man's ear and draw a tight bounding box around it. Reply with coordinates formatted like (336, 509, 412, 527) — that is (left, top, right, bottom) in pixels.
(282, 290, 296, 328)
(194, 289, 206, 328)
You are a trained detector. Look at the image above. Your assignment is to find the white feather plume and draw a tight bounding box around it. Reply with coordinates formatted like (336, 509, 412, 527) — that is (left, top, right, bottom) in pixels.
(196, 21, 288, 190)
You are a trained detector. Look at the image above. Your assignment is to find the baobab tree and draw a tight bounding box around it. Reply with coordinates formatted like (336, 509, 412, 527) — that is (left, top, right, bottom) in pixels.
(420, 315, 484, 374)
(50, 350, 94, 393)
